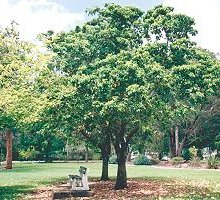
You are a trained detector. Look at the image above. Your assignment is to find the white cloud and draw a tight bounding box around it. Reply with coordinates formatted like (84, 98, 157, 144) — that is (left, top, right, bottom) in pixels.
(163, 0, 220, 54)
(0, 0, 85, 41)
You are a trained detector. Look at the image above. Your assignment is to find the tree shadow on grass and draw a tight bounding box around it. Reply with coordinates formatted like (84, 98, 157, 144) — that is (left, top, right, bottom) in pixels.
(0, 185, 34, 200)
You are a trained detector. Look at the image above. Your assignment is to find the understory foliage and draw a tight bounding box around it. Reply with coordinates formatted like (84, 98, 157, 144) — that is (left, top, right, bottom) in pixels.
(109, 155, 117, 164)
(134, 154, 151, 165)
(207, 156, 219, 169)
(19, 146, 40, 161)
(171, 157, 184, 165)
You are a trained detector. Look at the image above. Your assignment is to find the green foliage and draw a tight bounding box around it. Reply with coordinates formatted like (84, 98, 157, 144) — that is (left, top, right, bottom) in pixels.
(0, 151, 5, 161)
(189, 146, 198, 159)
(207, 156, 219, 169)
(215, 135, 220, 153)
(51, 152, 67, 161)
(18, 131, 66, 162)
(19, 146, 40, 161)
(91, 152, 102, 160)
(182, 148, 191, 161)
(134, 154, 151, 165)
(109, 155, 117, 164)
(190, 157, 201, 167)
(188, 146, 201, 167)
(143, 5, 220, 162)
(65, 147, 99, 161)
(197, 149, 203, 159)
(171, 157, 184, 165)
(38, 6, 220, 189)
(150, 158, 160, 165)
(144, 5, 197, 43)
(0, 25, 50, 127)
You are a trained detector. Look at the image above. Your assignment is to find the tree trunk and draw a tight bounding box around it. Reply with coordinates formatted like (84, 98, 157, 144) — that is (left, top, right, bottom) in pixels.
(177, 135, 187, 156)
(85, 146, 88, 163)
(100, 144, 110, 181)
(100, 127, 111, 181)
(175, 126, 179, 156)
(5, 129, 13, 169)
(169, 127, 175, 158)
(158, 152, 163, 160)
(115, 146, 128, 190)
(127, 152, 131, 162)
(45, 140, 52, 162)
(45, 150, 50, 162)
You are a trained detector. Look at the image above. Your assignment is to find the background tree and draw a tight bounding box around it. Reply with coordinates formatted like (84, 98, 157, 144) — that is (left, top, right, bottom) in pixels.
(144, 6, 220, 157)
(0, 22, 67, 168)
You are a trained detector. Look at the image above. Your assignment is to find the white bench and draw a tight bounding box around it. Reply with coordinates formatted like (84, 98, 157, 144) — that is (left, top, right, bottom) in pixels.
(68, 166, 89, 191)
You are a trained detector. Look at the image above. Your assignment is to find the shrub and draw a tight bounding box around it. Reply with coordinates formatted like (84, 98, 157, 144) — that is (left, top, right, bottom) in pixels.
(189, 146, 198, 159)
(171, 157, 184, 165)
(134, 154, 151, 165)
(190, 157, 200, 167)
(207, 156, 219, 169)
(182, 148, 191, 161)
(150, 158, 160, 165)
(109, 155, 117, 164)
(197, 149, 203, 159)
(0, 153, 5, 162)
(52, 152, 67, 160)
(91, 152, 101, 160)
(188, 146, 201, 167)
(19, 146, 40, 161)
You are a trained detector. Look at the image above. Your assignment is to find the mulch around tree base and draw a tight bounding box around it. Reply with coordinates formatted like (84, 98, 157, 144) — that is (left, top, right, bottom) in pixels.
(27, 178, 213, 200)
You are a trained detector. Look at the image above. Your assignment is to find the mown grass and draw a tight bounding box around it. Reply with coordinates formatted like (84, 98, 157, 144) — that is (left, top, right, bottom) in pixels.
(0, 161, 219, 199)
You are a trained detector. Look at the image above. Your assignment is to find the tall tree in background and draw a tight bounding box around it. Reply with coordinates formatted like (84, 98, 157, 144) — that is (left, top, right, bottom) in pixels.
(0, 22, 24, 169)
(144, 5, 220, 157)
(0, 22, 63, 168)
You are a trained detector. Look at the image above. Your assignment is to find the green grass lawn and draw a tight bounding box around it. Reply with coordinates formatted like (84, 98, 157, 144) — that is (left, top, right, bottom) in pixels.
(0, 161, 220, 199)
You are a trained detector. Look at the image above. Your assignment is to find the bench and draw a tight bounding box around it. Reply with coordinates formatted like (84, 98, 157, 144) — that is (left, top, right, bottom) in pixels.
(68, 166, 89, 191)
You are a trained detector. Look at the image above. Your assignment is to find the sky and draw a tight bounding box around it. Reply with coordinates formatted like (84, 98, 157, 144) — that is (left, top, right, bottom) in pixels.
(0, 0, 220, 53)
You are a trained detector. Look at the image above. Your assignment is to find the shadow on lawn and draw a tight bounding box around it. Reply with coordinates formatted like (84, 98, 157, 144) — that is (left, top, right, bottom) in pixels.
(0, 185, 34, 200)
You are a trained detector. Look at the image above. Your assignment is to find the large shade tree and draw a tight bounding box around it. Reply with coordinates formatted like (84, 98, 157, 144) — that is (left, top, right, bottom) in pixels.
(42, 4, 220, 189)
(41, 3, 146, 182)
(42, 4, 171, 188)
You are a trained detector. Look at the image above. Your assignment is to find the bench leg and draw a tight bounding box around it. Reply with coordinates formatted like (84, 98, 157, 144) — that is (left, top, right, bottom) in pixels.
(82, 178, 89, 190)
(69, 179, 72, 187)
(71, 179, 77, 190)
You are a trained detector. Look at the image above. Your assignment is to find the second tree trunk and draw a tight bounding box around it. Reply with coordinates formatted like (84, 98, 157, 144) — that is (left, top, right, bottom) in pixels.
(100, 142, 111, 181)
(115, 147, 127, 189)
